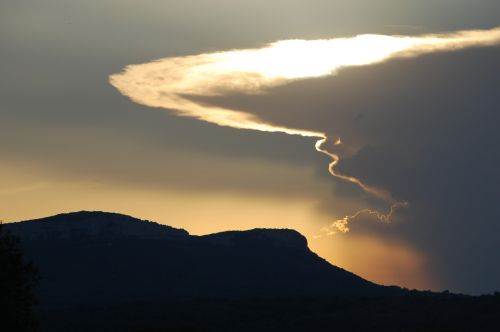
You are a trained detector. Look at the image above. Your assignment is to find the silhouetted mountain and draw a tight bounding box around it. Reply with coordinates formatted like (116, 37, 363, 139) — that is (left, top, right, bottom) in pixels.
(6, 212, 500, 332)
(6, 211, 401, 306)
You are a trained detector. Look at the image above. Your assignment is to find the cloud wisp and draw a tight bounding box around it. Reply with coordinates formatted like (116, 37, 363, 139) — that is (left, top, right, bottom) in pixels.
(110, 27, 500, 233)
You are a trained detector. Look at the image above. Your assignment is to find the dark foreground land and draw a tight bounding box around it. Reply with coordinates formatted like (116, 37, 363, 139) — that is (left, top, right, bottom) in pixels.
(4, 211, 500, 331)
(38, 294, 500, 332)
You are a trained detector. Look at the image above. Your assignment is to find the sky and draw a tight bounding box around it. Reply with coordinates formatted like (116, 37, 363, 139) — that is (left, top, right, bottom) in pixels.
(1, 0, 500, 294)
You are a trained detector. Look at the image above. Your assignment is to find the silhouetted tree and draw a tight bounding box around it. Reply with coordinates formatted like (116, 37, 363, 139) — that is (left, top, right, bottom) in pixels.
(0, 223, 39, 331)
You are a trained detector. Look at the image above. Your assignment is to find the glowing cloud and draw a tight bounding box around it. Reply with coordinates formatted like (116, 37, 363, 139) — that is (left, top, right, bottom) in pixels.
(110, 27, 500, 232)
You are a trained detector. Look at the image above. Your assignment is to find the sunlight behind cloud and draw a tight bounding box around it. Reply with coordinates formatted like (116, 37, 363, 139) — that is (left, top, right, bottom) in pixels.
(110, 28, 500, 133)
(110, 27, 500, 231)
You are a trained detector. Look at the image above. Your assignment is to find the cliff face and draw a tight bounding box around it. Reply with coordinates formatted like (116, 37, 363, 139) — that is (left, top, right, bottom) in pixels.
(6, 211, 399, 305)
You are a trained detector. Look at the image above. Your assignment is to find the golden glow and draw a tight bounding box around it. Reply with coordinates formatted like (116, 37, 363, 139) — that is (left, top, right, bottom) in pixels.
(0, 163, 433, 290)
(310, 234, 435, 290)
(110, 27, 500, 231)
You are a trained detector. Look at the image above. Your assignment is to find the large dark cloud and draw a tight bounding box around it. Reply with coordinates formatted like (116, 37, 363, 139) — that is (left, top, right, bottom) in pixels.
(333, 47, 500, 294)
(193, 46, 500, 294)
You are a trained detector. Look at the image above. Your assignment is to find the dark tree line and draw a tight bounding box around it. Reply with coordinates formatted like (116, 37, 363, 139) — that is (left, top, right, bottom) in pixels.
(0, 223, 39, 331)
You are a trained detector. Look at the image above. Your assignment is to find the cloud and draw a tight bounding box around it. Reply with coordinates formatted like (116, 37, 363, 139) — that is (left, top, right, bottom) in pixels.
(109, 27, 500, 294)
(245, 43, 500, 293)
(110, 26, 500, 228)
(109, 27, 500, 135)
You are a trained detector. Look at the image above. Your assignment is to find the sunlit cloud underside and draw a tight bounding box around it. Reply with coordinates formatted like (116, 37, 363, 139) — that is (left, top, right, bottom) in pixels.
(110, 27, 500, 233)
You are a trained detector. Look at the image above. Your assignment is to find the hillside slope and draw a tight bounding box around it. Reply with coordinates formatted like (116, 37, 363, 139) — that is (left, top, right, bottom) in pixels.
(6, 211, 401, 305)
